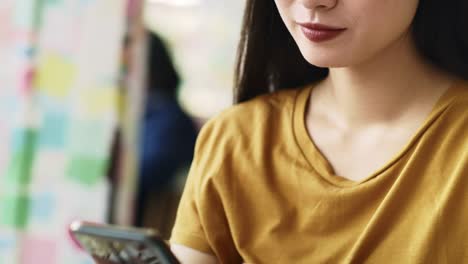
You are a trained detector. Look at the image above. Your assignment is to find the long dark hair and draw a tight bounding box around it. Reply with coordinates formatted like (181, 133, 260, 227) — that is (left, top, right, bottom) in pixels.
(234, 0, 468, 104)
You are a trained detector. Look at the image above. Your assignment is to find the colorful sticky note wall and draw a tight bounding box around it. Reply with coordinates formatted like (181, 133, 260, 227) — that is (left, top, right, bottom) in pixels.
(0, 0, 127, 263)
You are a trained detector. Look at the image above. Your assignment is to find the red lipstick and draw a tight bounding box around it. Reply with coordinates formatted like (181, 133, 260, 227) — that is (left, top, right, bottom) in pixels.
(298, 23, 346, 42)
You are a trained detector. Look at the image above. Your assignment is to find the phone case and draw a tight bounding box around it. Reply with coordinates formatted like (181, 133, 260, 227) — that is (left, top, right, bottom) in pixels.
(69, 221, 180, 264)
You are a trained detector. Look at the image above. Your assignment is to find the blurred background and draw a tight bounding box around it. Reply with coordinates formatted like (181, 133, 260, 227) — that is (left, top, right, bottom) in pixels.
(0, 0, 244, 262)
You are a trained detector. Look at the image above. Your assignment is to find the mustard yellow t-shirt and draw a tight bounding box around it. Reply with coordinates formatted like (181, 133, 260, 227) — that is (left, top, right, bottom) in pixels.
(170, 80, 468, 263)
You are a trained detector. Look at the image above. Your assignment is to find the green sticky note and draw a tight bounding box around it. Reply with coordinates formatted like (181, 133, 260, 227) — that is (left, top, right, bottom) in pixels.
(44, 0, 63, 5)
(0, 195, 30, 229)
(5, 129, 37, 185)
(66, 156, 108, 186)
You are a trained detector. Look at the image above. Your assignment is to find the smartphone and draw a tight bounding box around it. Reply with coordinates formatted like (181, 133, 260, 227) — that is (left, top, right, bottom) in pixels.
(69, 220, 180, 264)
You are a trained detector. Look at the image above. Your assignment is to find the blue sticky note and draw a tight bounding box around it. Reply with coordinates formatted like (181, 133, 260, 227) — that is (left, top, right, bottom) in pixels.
(0, 235, 16, 250)
(29, 193, 55, 222)
(38, 111, 69, 149)
(0, 235, 17, 264)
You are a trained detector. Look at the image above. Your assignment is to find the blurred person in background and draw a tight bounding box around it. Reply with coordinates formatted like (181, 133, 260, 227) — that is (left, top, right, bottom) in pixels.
(134, 30, 198, 228)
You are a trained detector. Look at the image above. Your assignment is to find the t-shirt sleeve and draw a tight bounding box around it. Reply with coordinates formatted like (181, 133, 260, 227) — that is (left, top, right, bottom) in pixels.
(169, 119, 242, 263)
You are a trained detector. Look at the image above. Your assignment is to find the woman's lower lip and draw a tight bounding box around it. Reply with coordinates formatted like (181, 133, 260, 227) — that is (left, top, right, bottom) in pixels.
(300, 27, 346, 42)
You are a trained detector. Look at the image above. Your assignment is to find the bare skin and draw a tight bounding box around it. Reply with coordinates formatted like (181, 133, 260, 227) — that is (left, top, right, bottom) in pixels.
(306, 31, 455, 181)
(170, 244, 217, 264)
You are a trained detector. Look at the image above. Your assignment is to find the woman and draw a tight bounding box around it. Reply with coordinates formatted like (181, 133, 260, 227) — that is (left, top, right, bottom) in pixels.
(170, 0, 468, 263)
(95, 0, 467, 263)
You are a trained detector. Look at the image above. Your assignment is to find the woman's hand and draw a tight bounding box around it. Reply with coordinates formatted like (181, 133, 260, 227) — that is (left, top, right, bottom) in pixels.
(170, 244, 217, 264)
(92, 244, 216, 264)
(92, 256, 147, 264)
(92, 256, 116, 264)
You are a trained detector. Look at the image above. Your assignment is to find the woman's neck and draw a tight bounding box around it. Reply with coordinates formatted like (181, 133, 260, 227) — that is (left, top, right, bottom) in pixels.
(316, 32, 455, 129)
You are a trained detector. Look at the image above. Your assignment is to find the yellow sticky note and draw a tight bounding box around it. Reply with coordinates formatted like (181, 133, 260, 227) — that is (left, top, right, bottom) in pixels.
(78, 87, 118, 116)
(35, 54, 76, 98)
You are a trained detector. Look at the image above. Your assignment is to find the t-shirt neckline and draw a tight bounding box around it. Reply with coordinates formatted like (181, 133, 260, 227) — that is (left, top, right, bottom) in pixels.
(292, 80, 462, 188)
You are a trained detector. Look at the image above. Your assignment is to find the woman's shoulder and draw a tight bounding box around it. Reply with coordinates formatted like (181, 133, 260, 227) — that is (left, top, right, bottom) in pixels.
(435, 80, 468, 148)
(445, 80, 468, 120)
(452, 79, 468, 99)
(194, 87, 303, 151)
(210, 88, 301, 128)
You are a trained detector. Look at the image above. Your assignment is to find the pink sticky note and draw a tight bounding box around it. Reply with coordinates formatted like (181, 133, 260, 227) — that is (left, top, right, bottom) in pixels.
(20, 67, 35, 96)
(20, 236, 57, 264)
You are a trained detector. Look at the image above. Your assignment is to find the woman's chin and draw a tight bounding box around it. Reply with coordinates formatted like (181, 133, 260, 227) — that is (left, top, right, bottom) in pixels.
(303, 55, 352, 68)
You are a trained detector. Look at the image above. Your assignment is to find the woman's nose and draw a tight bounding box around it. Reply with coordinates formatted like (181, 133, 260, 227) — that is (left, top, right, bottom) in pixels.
(300, 0, 337, 10)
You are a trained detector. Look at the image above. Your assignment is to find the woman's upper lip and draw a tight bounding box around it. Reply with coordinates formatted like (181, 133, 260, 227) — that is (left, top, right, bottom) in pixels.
(298, 22, 346, 30)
